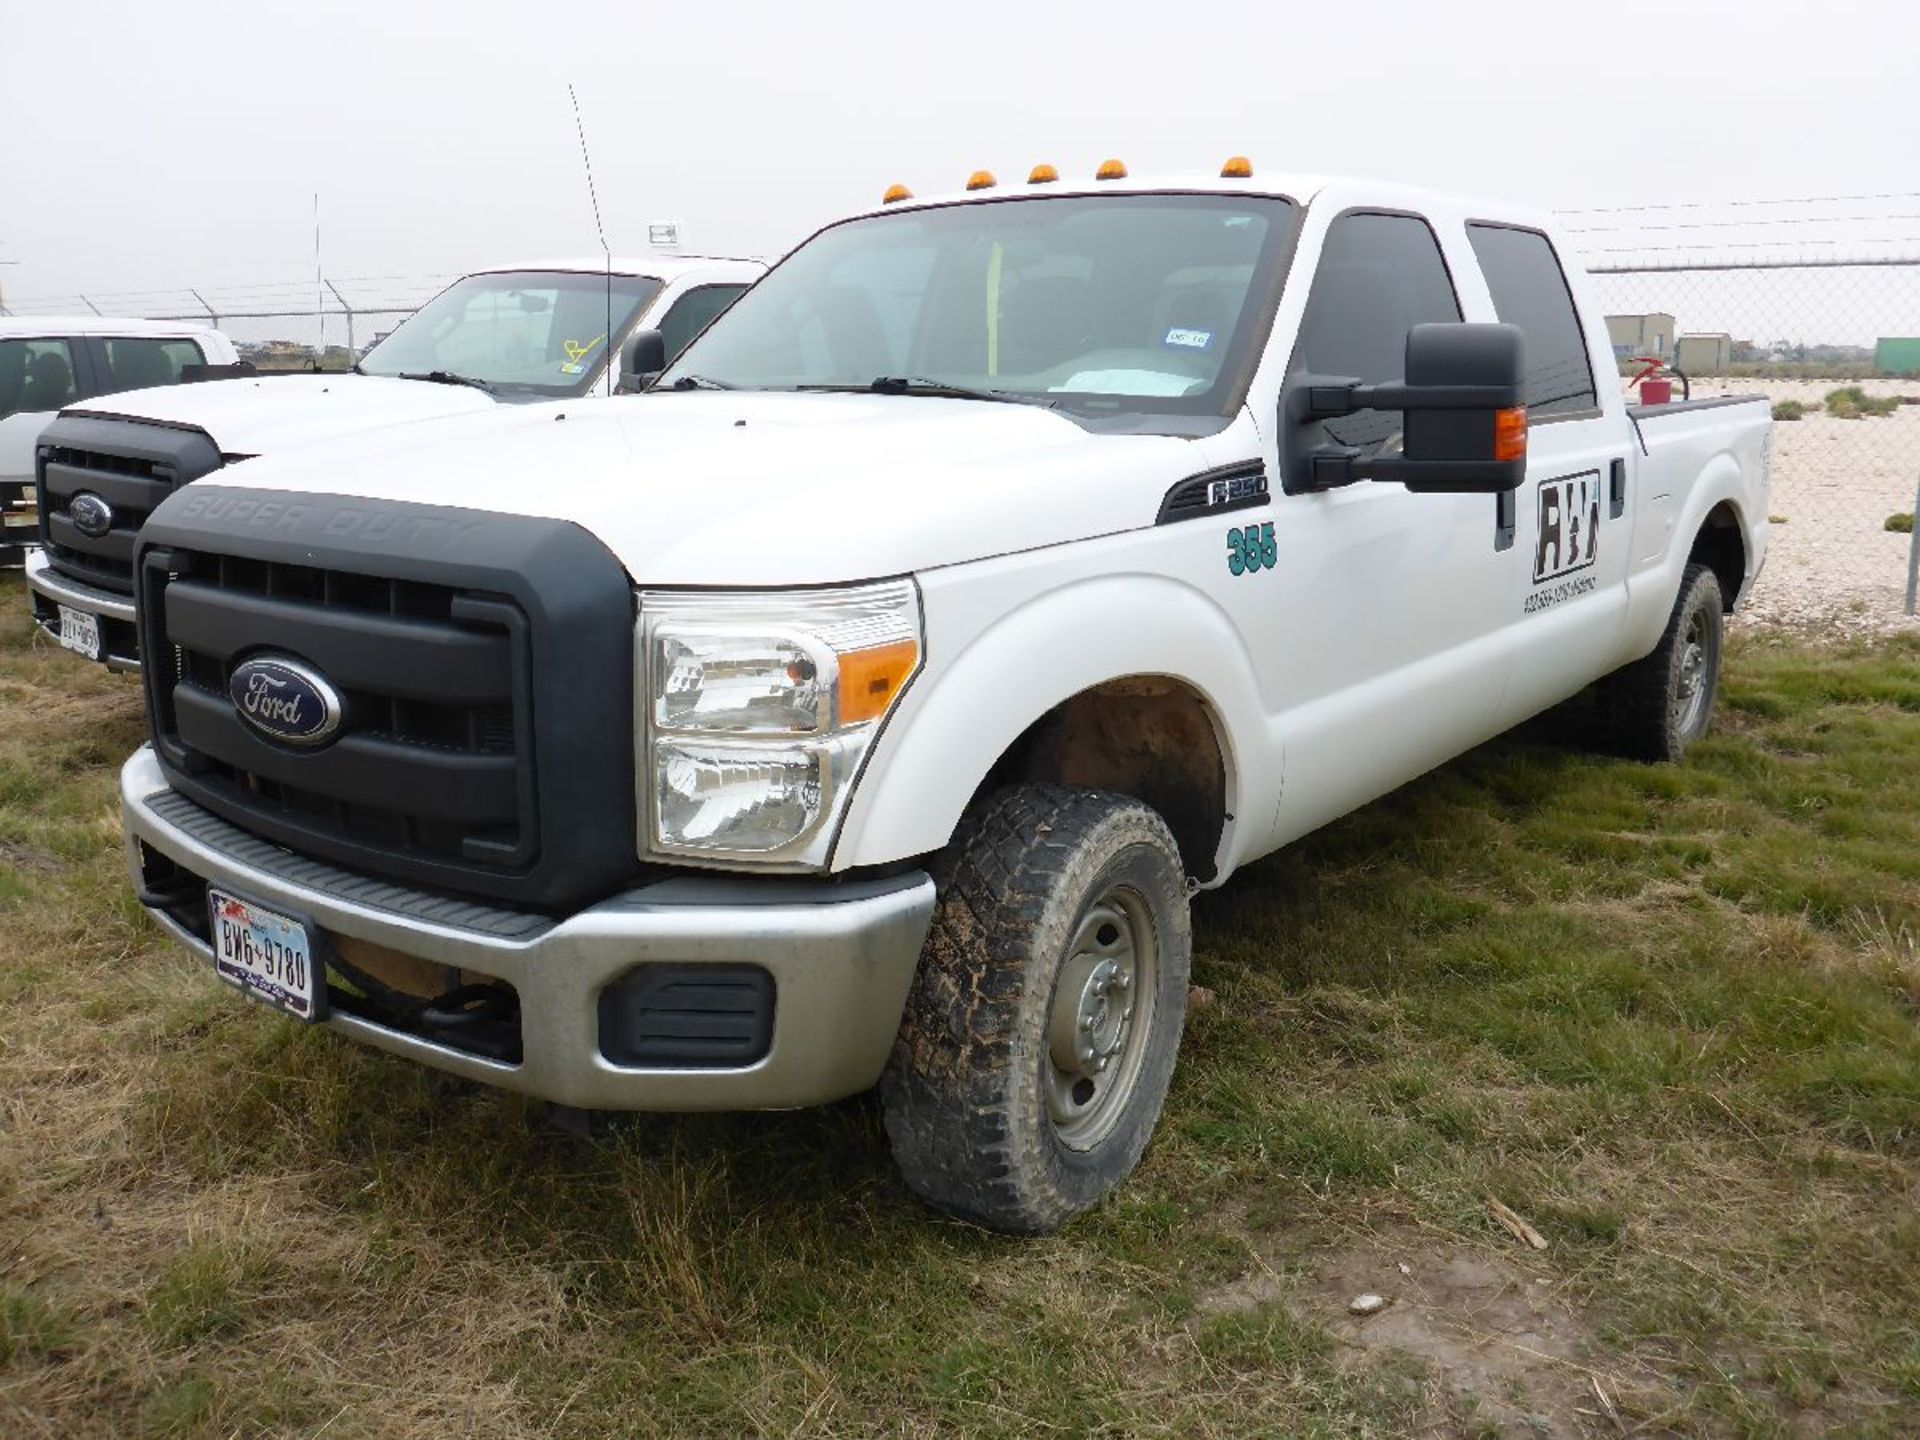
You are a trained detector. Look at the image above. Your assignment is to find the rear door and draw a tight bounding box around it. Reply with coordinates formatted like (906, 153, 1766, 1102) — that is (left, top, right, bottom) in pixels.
(1464, 223, 1634, 723)
(0, 336, 83, 486)
(79, 334, 210, 399)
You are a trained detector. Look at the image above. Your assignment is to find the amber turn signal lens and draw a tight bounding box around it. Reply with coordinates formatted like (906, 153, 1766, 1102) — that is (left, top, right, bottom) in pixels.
(966, 169, 997, 191)
(881, 183, 912, 204)
(1094, 158, 1128, 180)
(1028, 163, 1060, 184)
(1220, 155, 1253, 178)
(1494, 406, 1528, 463)
(839, 639, 920, 725)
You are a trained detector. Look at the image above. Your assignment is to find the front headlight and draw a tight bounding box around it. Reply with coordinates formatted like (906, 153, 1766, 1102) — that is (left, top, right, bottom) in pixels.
(639, 580, 921, 866)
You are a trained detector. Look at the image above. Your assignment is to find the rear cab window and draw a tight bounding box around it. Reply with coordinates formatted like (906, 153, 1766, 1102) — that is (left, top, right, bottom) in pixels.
(99, 336, 207, 394)
(1465, 224, 1598, 418)
(0, 338, 81, 419)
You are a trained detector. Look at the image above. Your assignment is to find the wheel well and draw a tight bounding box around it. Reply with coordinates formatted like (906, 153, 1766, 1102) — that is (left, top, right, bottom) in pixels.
(973, 678, 1228, 882)
(1689, 502, 1747, 612)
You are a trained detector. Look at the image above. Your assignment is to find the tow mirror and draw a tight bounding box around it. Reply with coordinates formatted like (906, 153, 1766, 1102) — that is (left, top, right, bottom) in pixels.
(1281, 322, 1528, 495)
(618, 328, 667, 393)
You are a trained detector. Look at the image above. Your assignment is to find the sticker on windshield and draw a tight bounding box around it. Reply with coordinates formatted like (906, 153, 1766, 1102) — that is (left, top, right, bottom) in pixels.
(560, 335, 606, 375)
(1164, 328, 1213, 350)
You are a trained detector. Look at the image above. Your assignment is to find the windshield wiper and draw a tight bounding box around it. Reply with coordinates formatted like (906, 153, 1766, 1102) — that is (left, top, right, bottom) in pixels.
(395, 370, 496, 394)
(666, 374, 736, 391)
(866, 376, 1052, 406)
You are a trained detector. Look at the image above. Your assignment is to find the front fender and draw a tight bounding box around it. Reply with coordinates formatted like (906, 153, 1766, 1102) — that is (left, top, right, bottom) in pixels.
(831, 570, 1273, 878)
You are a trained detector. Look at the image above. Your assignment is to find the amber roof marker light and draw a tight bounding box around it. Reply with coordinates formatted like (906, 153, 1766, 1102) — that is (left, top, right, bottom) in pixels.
(966, 170, 998, 191)
(881, 183, 912, 204)
(1094, 158, 1128, 181)
(1028, 163, 1060, 184)
(1220, 155, 1254, 178)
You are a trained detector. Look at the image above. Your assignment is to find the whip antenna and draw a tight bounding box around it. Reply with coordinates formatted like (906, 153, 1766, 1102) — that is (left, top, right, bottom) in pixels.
(568, 83, 615, 395)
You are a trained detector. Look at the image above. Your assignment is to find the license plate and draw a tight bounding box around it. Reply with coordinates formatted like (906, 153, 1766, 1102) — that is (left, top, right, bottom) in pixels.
(208, 888, 324, 1022)
(56, 605, 100, 660)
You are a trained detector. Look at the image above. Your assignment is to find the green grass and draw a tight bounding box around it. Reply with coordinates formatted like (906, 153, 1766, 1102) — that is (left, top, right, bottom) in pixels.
(1, 574, 1918, 1436)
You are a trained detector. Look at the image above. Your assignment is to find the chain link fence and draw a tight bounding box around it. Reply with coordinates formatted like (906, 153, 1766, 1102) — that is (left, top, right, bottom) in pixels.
(0, 275, 453, 355)
(1586, 259, 1920, 632)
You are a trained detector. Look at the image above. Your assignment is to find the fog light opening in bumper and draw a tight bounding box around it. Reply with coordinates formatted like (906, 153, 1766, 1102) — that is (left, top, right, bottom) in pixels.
(598, 964, 775, 1069)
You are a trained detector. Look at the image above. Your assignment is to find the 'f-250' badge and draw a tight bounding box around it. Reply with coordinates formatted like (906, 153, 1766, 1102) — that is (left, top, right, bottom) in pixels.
(1533, 471, 1601, 583)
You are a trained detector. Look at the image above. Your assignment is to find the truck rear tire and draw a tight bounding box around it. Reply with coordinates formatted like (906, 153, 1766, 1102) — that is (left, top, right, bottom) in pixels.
(1599, 561, 1724, 762)
(880, 784, 1192, 1234)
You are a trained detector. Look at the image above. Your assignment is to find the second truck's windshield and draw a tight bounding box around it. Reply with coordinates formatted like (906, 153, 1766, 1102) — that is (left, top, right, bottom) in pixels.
(359, 270, 662, 397)
(660, 193, 1299, 418)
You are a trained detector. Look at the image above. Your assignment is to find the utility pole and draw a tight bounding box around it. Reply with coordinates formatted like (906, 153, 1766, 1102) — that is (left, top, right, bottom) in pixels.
(0, 253, 17, 316)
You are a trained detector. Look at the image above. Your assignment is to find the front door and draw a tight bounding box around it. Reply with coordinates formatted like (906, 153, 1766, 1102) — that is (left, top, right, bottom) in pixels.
(1258, 211, 1517, 844)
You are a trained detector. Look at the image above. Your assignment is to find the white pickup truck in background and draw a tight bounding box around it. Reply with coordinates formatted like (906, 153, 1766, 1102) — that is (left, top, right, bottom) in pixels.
(1, 316, 238, 569)
(119, 163, 1769, 1233)
(28, 254, 763, 668)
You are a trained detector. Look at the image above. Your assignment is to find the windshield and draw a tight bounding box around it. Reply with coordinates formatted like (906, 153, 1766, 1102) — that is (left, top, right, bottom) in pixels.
(660, 193, 1298, 419)
(358, 270, 661, 397)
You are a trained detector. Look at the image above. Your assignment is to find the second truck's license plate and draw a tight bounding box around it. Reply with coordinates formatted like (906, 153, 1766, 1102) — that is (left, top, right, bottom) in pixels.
(56, 605, 100, 660)
(208, 888, 322, 1022)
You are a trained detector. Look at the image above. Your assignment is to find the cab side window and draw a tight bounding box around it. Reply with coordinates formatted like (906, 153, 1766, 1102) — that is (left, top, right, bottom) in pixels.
(1466, 224, 1597, 417)
(0, 338, 80, 420)
(101, 337, 207, 394)
(1290, 212, 1461, 450)
(656, 285, 748, 363)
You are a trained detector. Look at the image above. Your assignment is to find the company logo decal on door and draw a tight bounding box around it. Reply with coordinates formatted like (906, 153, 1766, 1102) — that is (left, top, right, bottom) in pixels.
(1533, 470, 1602, 584)
(1525, 470, 1602, 615)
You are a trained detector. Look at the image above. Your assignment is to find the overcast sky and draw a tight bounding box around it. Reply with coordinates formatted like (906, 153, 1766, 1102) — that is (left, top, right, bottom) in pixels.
(5, 0, 1917, 338)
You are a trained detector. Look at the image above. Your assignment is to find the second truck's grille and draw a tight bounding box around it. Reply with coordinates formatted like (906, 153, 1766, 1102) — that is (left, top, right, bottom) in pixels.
(37, 418, 224, 593)
(144, 552, 536, 877)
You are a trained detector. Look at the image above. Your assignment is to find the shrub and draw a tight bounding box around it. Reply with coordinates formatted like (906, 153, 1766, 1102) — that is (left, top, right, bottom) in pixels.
(1772, 400, 1806, 421)
(1825, 386, 1901, 419)
(1886, 513, 1914, 534)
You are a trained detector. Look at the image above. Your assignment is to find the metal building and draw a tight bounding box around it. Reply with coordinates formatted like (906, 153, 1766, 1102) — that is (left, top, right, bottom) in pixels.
(1876, 337, 1920, 375)
(1677, 333, 1733, 376)
(1605, 312, 1675, 362)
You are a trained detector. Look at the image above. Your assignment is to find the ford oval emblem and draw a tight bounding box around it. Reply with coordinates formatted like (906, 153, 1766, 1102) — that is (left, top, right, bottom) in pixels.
(228, 655, 344, 748)
(69, 491, 114, 539)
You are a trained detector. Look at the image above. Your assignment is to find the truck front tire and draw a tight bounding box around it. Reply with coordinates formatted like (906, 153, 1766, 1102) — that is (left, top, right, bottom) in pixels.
(880, 784, 1192, 1234)
(1600, 561, 1725, 762)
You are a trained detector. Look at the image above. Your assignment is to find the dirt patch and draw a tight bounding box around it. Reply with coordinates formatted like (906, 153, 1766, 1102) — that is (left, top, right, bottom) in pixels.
(1205, 1236, 1664, 1437)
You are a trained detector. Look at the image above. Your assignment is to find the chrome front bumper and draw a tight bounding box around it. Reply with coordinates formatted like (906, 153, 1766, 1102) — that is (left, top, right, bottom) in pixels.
(25, 549, 142, 672)
(121, 746, 936, 1110)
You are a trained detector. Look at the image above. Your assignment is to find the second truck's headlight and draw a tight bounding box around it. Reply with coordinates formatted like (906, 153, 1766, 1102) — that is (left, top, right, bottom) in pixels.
(640, 580, 921, 865)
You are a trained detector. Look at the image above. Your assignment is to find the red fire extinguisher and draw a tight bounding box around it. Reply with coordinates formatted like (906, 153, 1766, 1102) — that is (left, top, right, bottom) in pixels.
(1630, 356, 1689, 406)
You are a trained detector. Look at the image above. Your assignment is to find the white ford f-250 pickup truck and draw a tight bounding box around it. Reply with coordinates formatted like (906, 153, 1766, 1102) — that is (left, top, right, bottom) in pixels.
(120, 161, 1769, 1233)
(29, 254, 762, 669)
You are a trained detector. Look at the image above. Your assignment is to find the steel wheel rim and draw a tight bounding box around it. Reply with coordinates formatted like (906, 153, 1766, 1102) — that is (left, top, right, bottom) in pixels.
(1675, 607, 1716, 737)
(1044, 885, 1158, 1150)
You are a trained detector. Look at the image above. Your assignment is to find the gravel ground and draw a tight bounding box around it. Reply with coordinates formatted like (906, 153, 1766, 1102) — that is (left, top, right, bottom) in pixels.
(1683, 377, 1920, 636)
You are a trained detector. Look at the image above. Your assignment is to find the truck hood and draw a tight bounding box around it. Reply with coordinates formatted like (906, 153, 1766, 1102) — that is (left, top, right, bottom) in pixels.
(69, 374, 497, 457)
(203, 391, 1227, 584)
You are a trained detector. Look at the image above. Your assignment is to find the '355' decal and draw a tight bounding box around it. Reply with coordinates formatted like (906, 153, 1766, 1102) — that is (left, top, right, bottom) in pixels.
(1227, 522, 1277, 576)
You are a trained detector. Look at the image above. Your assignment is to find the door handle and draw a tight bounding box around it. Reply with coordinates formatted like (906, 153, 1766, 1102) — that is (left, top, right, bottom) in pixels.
(1609, 458, 1627, 520)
